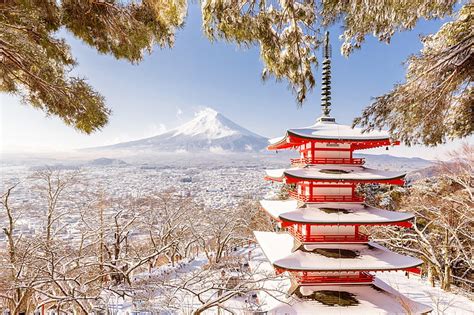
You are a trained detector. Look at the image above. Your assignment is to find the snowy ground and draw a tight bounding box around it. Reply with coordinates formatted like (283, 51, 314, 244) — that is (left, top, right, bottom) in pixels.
(249, 242, 473, 315)
(378, 272, 473, 315)
(105, 244, 473, 314)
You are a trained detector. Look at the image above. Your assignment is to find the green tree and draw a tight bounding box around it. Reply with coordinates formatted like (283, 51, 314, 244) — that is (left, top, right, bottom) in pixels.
(0, 0, 186, 133)
(1, 1, 472, 145)
(354, 4, 473, 146)
(202, 0, 471, 145)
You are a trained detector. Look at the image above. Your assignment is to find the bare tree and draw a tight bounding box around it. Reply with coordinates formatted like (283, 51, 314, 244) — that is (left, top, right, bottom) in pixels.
(372, 144, 473, 291)
(30, 169, 80, 247)
(0, 183, 37, 313)
(140, 191, 195, 267)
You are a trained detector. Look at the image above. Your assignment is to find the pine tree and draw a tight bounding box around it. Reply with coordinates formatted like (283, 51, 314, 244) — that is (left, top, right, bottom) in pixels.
(0, 0, 186, 133)
(1, 1, 471, 144)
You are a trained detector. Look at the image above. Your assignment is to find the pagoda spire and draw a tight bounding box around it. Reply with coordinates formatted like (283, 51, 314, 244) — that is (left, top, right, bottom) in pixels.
(321, 31, 332, 117)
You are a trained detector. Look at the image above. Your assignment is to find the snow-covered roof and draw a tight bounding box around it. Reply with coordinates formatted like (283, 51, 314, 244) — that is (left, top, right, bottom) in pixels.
(249, 247, 431, 314)
(254, 231, 423, 272)
(268, 117, 391, 147)
(268, 136, 285, 145)
(259, 200, 414, 225)
(261, 278, 432, 314)
(265, 165, 405, 182)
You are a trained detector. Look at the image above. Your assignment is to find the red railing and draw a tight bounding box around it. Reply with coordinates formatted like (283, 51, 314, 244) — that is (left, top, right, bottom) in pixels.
(291, 272, 374, 284)
(287, 226, 369, 243)
(290, 157, 365, 166)
(288, 190, 364, 203)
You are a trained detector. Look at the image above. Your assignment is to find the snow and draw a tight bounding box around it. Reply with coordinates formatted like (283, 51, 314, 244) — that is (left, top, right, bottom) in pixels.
(269, 116, 390, 147)
(264, 280, 432, 314)
(259, 200, 414, 224)
(268, 136, 285, 145)
(265, 164, 405, 181)
(94, 244, 471, 314)
(254, 232, 423, 271)
(378, 272, 474, 314)
(248, 246, 434, 315)
(172, 108, 262, 139)
(88, 107, 268, 152)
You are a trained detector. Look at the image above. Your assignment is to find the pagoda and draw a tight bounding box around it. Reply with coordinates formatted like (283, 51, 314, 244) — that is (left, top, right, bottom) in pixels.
(253, 32, 431, 313)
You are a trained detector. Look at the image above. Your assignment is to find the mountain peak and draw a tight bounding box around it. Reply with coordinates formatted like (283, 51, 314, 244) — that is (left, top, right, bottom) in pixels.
(89, 107, 268, 153)
(172, 107, 261, 140)
(195, 107, 219, 118)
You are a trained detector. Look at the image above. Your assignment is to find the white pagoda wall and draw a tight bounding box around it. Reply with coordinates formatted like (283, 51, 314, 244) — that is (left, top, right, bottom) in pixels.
(314, 150, 351, 158)
(310, 225, 355, 235)
(312, 187, 352, 196)
(300, 142, 352, 159)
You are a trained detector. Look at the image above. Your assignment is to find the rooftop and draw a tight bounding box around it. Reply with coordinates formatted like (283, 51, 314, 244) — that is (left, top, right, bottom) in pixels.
(255, 231, 423, 272)
(261, 278, 432, 314)
(268, 116, 394, 150)
(259, 200, 414, 225)
(265, 164, 405, 183)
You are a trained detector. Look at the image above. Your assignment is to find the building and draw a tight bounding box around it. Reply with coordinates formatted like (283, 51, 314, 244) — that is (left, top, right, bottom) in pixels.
(253, 32, 431, 314)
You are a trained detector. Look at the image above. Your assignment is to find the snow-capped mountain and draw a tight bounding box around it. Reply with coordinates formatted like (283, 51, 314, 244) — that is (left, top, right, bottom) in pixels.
(91, 108, 269, 153)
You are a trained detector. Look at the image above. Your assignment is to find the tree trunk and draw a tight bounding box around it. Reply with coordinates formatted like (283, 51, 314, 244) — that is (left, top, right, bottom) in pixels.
(427, 264, 435, 287)
(441, 265, 451, 291)
(442, 228, 451, 291)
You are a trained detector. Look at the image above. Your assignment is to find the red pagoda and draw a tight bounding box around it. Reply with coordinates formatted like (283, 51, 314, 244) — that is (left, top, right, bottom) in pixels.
(253, 32, 431, 314)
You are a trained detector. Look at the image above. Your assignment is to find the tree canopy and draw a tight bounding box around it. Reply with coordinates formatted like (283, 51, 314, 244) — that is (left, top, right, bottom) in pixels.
(1, 0, 186, 134)
(354, 4, 473, 146)
(1, 1, 472, 144)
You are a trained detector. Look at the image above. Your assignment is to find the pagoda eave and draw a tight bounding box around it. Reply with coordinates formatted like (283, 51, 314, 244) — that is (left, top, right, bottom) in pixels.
(264, 166, 406, 185)
(257, 278, 432, 314)
(267, 131, 397, 151)
(272, 264, 423, 273)
(282, 174, 405, 185)
(278, 217, 413, 228)
(255, 232, 423, 273)
(259, 200, 414, 227)
(264, 175, 406, 186)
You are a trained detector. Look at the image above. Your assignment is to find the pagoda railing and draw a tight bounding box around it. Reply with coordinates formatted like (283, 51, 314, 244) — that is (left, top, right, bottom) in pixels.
(288, 190, 364, 203)
(291, 271, 374, 284)
(290, 157, 365, 166)
(287, 226, 369, 243)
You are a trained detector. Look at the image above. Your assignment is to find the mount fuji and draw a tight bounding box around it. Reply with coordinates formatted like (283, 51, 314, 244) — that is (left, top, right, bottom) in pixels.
(90, 108, 269, 153)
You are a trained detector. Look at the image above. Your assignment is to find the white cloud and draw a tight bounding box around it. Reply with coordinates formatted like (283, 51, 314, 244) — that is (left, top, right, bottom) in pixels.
(144, 123, 167, 137)
(176, 107, 183, 120)
(209, 146, 227, 154)
(102, 123, 167, 146)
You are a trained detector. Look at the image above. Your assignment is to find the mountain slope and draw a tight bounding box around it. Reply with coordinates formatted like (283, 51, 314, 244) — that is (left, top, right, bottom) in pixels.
(91, 108, 269, 153)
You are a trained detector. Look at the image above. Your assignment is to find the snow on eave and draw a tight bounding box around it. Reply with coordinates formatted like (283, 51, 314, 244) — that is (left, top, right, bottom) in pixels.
(262, 278, 432, 314)
(265, 165, 406, 182)
(254, 231, 423, 272)
(250, 246, 432, 314)
(287, 128, 390, 141)
(259, 200, 415, 225)
(268, 135, 286, 145)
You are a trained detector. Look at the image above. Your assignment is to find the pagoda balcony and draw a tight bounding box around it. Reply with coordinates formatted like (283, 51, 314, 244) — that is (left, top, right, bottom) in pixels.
(288, 190, 365, 203)
(290, 271, 374, 285)
(287, 226, 369, 243)
(290, 157, 365, 166)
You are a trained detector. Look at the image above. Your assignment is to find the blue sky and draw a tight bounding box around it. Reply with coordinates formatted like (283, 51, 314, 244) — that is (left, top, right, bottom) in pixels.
(1, 3, 470, 159)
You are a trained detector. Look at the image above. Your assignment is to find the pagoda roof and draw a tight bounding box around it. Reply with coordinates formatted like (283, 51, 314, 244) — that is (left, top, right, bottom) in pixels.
(254, 231, 423, 272)
(249, 245, 432, 314)
(259, 200, 414, 225)
(265, 165, 405, 183)
(259, 278, 432, 314)
(268, 117, 393, 150)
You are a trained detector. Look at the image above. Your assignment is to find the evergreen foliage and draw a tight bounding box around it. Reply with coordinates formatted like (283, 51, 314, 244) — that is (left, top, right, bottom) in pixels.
(1, 1, 471, 144)
(0, 0, 186, 133)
